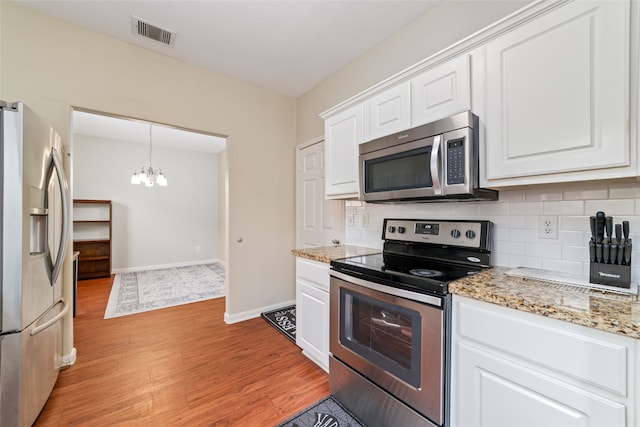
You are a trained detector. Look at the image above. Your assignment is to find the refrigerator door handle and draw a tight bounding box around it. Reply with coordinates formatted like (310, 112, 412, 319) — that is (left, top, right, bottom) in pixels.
(30, 298, 69, 336)
(43, 147, 70, 285)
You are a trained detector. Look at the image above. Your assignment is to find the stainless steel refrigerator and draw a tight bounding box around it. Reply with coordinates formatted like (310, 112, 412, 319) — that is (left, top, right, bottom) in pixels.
(0, 101, 70, 426)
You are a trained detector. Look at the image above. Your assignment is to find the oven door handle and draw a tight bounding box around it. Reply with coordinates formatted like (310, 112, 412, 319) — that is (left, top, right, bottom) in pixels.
(330, 270, 443, 308)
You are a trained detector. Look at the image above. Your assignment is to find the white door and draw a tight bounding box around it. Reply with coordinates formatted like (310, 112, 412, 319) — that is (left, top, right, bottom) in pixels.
(296, 139, 344, 248)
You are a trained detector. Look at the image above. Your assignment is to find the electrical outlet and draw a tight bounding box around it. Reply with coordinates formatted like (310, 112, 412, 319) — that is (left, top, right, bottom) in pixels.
(538, 216, 558, 239)
(361, 214, 368, 228)
(347, 214, 355, 228)
(195, 246, 201, 252)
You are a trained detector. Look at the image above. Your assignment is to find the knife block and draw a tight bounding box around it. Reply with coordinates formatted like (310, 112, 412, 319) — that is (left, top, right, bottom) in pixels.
(589, 262, 631, 288)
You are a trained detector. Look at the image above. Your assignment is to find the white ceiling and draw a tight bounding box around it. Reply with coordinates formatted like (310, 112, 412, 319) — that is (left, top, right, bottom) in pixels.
(14, 0, 439, 98)
(73, 110, 227, 154)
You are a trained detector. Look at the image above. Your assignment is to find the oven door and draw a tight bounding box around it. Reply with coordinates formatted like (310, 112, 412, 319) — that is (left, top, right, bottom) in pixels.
(330, 271, 446, 425)
(359, 135, 442, 202)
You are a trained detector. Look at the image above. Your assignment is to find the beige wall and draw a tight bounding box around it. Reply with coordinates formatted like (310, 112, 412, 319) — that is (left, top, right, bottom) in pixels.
(296, 0, 532, 143)
(1, 2, 297, 356)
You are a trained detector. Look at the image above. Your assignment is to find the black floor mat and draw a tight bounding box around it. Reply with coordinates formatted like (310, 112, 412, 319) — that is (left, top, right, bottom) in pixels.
(276, 396, 365, 427)
(261, 305, 296, 343)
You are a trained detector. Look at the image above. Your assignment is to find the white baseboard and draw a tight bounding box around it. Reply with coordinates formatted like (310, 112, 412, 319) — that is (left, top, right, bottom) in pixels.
(112, 258, 223, 274)
(60, 347, 77, 368)
(224, 299, 295, 324)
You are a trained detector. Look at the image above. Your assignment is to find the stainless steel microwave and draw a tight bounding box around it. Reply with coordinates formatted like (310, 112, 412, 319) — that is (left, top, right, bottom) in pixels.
(359, 111, 498, 203)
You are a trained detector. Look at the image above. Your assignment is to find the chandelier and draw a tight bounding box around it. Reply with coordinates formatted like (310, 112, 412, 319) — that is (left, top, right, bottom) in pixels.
(130, 124, 167, 187)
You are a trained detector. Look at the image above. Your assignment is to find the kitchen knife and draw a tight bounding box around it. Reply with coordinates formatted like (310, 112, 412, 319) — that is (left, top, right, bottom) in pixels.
(603, 216, 612, 264)
(623, 221, 631, 265)
(595, 211, 605, 263)
(589, 216, 596, 262)
(616, 223, 624, 265)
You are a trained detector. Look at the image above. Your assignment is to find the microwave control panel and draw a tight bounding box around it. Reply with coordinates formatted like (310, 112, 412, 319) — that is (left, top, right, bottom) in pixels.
(446, 137, 465, 185)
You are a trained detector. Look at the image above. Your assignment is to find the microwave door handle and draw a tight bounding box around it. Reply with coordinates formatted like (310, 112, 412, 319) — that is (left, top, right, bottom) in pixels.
(430, 135, 442, 195)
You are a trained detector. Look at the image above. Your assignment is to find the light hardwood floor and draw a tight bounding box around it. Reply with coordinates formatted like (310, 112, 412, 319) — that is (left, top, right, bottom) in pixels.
(34, 276, 329, 426)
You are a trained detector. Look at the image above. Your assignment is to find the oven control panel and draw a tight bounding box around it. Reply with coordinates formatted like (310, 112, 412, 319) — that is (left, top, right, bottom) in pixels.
(383, 219, 491, 249)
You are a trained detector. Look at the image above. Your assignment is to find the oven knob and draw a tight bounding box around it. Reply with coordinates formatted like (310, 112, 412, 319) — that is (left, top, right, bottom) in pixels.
(465, 230, 476, 239)
(451, 229, 461, 238)
(397, 226, 406, 234)
(387, 226, 396, 233)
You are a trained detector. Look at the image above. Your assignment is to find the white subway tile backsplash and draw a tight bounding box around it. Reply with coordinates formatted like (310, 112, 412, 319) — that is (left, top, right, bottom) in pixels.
(494, 240, 525, 255)
(526, 242, 562, 259)
(342, 181, 640, 283)
(563, 185, 608, 200)
(509, 202, 543, 215)
(543, 201, 584, 215)
(561, 216, 590, 232)
(609, 182, 640, 199)
(509, 255, 542, 269)
(509, 228, 538, 242)
(542, 258, 584, 274)
(497, 190, 526, 202)
(497, 215, 526, 228)
(584, 199, 635, 216)
(492, 227, 509, 241)
(524, 187, 563, 201)
(475, 202, 509, 216)
(562, 245, 589, 263)
(558, 231, 586, 247)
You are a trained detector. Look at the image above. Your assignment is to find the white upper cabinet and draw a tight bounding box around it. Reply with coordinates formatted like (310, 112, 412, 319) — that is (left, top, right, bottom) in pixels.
(481, 0, 631, 185)
(411, 54, 471, 127)
(321, 0, 639, 197)
(324, 103, 364, 199)
(365, 83, 411, 141)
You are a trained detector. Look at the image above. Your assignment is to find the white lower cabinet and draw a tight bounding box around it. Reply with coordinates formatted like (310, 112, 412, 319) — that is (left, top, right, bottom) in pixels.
(295, 258, 330, 372)
(451, 295, 636, 427)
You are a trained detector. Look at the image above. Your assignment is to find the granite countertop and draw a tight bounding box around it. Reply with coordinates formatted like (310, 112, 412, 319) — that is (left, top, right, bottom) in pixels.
(292, 245, 380, 264)
(450, 267, 640, 339)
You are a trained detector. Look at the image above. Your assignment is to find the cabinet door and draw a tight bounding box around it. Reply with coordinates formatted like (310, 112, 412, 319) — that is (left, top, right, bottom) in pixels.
(483, 0, 629, 181)
(324, 104, 364, 199)
(365, 83, 411, 140)
(455, 342, 626, 427)
(411, 55, 471, 127)
(296, 280, 330, 372)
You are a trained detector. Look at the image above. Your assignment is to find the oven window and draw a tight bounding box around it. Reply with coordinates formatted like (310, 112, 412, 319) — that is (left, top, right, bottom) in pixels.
(364, 146, 432, 193)
(340, 288, 421, 388)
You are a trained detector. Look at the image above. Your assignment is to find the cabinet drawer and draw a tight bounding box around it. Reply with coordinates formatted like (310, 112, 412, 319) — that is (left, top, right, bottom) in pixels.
(455, 297, 631, 396)
(296, 258, 329, 291)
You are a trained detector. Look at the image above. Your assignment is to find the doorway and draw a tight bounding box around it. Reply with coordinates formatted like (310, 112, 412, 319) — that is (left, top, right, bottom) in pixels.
(70, 109, 228, 273)
(296, 137, 344, 248)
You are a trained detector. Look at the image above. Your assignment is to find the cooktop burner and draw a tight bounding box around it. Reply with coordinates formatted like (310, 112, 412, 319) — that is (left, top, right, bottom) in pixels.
(330, 219, 492, 296)
(409, 269, 445, 278)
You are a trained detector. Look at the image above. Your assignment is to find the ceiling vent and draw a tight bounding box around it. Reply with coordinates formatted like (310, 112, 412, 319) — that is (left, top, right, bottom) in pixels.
(131, 16, 176, 47)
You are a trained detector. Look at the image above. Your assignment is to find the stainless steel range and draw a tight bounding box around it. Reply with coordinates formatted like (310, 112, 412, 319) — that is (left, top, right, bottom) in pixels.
(329, 219, 492, 427)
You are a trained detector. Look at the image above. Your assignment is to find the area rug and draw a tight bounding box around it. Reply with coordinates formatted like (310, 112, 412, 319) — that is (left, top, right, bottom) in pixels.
(261, 305, 296, 343)
(276, 396, 365, 427)
(104, 263, 226, 319)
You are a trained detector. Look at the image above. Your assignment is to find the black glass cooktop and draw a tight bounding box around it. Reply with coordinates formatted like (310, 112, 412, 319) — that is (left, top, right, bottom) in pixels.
(331, 252, 484, 295)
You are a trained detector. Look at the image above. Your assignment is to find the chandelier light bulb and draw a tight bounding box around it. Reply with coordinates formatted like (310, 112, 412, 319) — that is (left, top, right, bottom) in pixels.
(130, 125, 168, 187)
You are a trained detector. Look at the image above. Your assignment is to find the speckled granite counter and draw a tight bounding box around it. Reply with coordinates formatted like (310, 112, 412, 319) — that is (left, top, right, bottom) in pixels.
(292, 245, 380, 264)
(450, 267, 640, 339)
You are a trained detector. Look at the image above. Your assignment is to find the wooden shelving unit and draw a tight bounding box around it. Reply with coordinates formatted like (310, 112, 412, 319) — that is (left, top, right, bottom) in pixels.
(73, 199, 112, 280)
